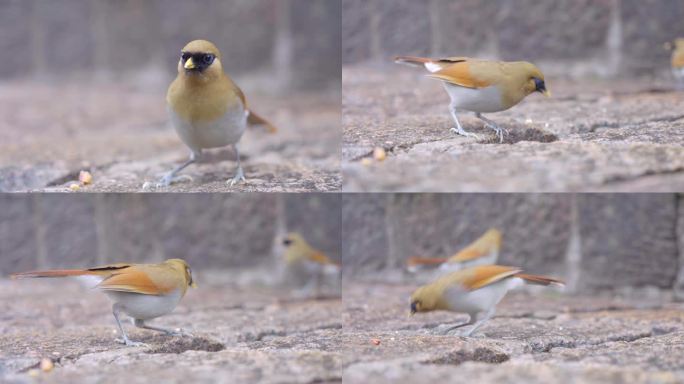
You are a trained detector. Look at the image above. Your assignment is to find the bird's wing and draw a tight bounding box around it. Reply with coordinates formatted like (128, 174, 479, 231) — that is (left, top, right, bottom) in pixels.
(449, 228, 501, 262)
(453, 265, 521, 291)
(97, 264, 178, 295)
(427, 59, 498, 89)
(307, 250, 340, 266)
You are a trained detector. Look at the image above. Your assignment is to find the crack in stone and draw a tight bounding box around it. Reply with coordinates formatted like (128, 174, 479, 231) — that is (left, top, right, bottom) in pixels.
(421, 346, 510, 366)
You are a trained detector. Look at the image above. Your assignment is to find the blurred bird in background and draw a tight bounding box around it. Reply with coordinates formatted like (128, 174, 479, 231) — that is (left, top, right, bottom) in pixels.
(282, 232, 340, 299)
(11, 259, 196, 347)
(162, 39, 276, 187)
(669, 38, 684, 90)
(395, 56, 549, 142)
(409, 265, 563, 336)
(406, 228, 502, 275)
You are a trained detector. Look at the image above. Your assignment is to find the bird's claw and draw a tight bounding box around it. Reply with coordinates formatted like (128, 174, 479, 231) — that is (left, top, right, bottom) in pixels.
(449, 127, 480, 140)
(228, 168, 246, 186)
(484, 123, 507, 143)
(167, 328, 194, 338)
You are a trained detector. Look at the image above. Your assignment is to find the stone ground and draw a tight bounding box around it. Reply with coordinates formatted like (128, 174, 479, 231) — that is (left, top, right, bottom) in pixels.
(0, 277, 342, 383)
(342, 65, 684, 192)
(342, 281, 684, 384)
(0, 81, 341, 192)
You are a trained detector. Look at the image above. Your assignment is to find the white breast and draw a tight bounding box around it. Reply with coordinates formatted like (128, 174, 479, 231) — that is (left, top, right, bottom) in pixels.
(442, 82, 506, 113)
(104, 289, 183, 320)
(168, 104, 247, 153)
(673, 67, 684, 80)
(443, 277, 523, 314)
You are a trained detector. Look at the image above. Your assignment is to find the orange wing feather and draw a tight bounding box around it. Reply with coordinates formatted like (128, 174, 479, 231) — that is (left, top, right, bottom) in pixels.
(455, 265, 520, 291)
(97, 266, 174, 295)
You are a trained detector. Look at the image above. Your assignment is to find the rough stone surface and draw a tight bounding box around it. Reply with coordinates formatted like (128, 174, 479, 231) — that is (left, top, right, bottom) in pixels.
(342, 66, 684, 192)
(577, 194, 679, 290)
(0, 278, 342, 383)
(0, 83, 340, 192)
(342, 282, 684, 384)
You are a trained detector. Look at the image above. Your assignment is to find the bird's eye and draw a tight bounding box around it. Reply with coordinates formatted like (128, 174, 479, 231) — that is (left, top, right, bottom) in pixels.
(181, 53, 190, 62)
(283, 239, 292, 246)
(203, 54, 215, 64)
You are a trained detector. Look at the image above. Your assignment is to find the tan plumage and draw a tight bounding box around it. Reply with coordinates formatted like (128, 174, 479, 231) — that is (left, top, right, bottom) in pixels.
(160, 39, 276, 187)
(283, 232, 339, 267)
(395, 56, 549, 142)
(282, 233, 340, 299)
(406, 228, 501, 273)
(672, 38, 684, 90)
(409, 265, 563, 336)
(11, 259, 196, 346)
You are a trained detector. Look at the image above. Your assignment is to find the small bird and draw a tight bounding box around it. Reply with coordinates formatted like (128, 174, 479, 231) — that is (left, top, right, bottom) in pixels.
(11, 259, 196, 346)
(671, 38, 684, 90)
(282, 232, 340, 298)
(395, 56, 550, 142)
(409, 265, 563, 336)
(162, 39, 276, 187)
(406, 228, 501, 274)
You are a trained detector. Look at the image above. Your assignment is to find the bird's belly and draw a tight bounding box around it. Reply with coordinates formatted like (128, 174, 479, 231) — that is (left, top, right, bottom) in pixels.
(105, 290, 183, 320)
(443, 83, 506, 113)
(444, 277, 522, 314)
(169, 105, 247, 152)
(673, 67, 684, 79)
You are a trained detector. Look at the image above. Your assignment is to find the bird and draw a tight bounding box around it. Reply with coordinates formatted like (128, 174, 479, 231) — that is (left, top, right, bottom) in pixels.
(395, 56, 550, 142)
(11, 259, 196, 347)
(671, 38, 684, 90)
(282, 232, 340, 298)
(161, 39, 276, 187)
(406, 228, 501, 274)
(409, 265, 563, 336)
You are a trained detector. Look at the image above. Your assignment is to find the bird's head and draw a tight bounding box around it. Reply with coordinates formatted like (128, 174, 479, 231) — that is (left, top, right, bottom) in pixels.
(282, 232, 312, 264)
(166, 258, 197, 289)
(409, 285, 439, 316)
(675, 38, 684, 50)
(519, 62, 550, 98)
(178, 39, 223, 78)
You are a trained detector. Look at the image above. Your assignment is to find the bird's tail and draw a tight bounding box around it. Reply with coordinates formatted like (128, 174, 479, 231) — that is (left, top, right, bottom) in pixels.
(247, 110, 277, 133)
(11, 269, 97, 279)
(406, 256, 448, 267)
(394, 56, 433, 66)
(515, 273, 565, 287)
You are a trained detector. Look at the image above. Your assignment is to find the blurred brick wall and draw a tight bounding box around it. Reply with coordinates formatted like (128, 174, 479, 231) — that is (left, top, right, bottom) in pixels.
(342, 0, 684, 77)
(0, 0, 340, 90)
(0, 193, 340, 273)
(342, 193, 684, 296)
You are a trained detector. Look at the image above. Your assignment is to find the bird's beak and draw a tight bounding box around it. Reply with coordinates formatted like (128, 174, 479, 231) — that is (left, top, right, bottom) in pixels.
(190, 281, 197, 288)
(184, 57, 196, 70)
(408, 310, 414, 317)
(542, 89, 551, 98)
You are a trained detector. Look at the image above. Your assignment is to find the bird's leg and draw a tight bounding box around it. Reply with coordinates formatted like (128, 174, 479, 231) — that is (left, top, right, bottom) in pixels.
(158, 150, 201, 187)
(475, 113, 507, 143)
(134, 319, 193, 337)
(462, 308, 496, 337)
(228, 144, 246, 186)
(113, 304, 146, 347)
(440, 314, 475, 334)
(449, 104, 480, 139)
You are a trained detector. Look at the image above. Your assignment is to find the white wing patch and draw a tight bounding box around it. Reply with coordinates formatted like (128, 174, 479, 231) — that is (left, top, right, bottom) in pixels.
(425, 62, 443, 73)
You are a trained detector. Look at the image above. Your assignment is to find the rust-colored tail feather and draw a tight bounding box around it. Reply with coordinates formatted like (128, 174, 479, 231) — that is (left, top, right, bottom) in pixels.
(247, 110, 277, 133)
(515, 273, 565, 287)
(11, 269, 94, 279)
(406, 256, 448, 266)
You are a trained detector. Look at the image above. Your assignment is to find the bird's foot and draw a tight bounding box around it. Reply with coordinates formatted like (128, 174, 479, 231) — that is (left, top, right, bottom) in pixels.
(166, 328, 194, 338)
(228, 168, 246, 186)
(115, 338, 148, 347)
(483, 122, 507, 143)
(449, 127, 480, 140)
